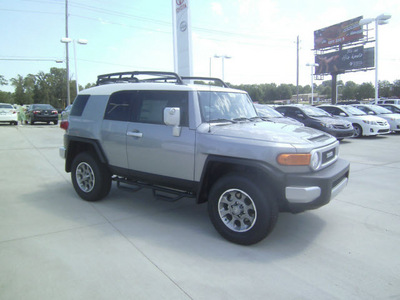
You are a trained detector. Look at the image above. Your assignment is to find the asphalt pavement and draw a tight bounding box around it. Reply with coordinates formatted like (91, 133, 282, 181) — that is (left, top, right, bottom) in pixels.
(0, 124, 399, 299)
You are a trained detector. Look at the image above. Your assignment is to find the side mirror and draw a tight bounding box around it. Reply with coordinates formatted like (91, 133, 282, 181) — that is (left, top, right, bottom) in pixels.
(164, 107, 181, 137)
(368, 111, 375, 115)
(339, 112, 347, 117)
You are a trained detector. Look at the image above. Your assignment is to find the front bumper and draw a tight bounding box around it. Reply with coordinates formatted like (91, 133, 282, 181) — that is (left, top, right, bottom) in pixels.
(281, 158, 350, 213)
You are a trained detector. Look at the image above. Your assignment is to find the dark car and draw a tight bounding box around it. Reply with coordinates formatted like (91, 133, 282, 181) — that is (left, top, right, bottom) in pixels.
(25, 104, 59, 125)
(275, 105, 354, 140)
(254, 104, 304, 126)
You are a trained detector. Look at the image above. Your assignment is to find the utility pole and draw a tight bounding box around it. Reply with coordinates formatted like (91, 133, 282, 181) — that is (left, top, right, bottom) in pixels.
(296, 35, 299, 103)
(65, 0, 70, 107)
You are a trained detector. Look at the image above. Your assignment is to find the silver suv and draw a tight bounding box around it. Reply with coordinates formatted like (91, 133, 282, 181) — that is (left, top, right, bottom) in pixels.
(60, 71, 350, 245)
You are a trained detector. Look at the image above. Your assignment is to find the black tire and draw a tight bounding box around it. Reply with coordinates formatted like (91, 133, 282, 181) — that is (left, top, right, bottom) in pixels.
(353, 124, 362, 138)
(71, 152, 112, 201)
(208, 173, 278, 245)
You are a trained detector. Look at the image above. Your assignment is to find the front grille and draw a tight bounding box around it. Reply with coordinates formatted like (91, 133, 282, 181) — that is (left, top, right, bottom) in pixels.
(377, 121, 387, 126)
(333, 124, 351, 129)
(322, 147, 336, 165)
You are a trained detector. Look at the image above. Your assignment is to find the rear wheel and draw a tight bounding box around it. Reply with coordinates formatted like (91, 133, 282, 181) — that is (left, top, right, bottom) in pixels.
(208, 173, 278, 245)
(71, 152, 112, 201)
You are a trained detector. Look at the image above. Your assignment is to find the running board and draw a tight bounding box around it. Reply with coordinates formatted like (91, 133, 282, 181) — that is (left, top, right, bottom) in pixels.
(113, 177, 195, 202)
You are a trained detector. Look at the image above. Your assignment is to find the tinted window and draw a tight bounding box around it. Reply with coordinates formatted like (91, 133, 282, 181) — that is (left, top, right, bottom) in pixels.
(136, 91, 189, 126)
(104, 91, 133, 122)
(70, 95, 90, 116)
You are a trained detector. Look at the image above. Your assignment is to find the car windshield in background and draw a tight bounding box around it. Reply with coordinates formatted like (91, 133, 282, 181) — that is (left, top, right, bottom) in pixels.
(198, 91, 257, 122)
(341, 106, 366, 116)
(302, 106, 331, 117)
(370, 105, 392, 114)
(0, 104, 14, 109)
(255, 105, 283, 118)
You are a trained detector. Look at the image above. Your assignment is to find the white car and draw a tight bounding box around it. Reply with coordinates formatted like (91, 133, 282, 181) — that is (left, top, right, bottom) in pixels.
(318, 105, 390, 138)
(0, 103, 18, 125)
(353, 104, 400, 133)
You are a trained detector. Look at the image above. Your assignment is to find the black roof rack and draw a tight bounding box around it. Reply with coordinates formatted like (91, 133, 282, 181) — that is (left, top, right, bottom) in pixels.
(96, 71, 184, 86)
(181, 76, 229, 88)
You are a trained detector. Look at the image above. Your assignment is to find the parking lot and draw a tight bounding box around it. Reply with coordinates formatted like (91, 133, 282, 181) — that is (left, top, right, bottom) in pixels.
(0, 124, 399, 299)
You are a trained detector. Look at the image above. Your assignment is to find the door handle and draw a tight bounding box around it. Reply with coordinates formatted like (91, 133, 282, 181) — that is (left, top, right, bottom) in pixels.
(127, 131, 143, 138)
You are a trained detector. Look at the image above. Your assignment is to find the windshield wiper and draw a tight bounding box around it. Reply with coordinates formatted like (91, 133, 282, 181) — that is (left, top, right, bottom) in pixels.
(209, 118, 236, 123)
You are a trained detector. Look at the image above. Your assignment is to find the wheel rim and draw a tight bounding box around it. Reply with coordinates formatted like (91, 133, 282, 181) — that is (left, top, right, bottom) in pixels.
(218, 189, 257, 232)
(354, 125, 361, 137)
(76, 162, 95, 193)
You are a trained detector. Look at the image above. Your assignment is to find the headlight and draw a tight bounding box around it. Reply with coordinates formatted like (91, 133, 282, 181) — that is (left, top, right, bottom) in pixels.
(310, 151, 321, 170)
(363, 120, 377, 125)
(321, 123, 333, 128)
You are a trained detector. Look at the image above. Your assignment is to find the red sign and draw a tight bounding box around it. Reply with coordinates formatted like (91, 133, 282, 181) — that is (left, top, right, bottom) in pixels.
(314, 16, 364, 50)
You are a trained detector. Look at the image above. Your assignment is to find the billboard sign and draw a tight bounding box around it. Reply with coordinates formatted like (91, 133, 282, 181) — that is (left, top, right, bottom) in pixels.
(315, 46, 374, 75)
(314, 16, 364, 50)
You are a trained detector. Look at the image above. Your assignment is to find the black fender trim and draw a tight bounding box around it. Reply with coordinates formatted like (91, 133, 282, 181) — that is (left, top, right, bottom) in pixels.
(64, 135, 108, 172)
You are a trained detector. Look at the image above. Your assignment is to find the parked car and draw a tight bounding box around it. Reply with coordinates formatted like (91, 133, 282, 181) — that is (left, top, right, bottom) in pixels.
(274, 104, 354, 140)
(352, 104, 400, 133)
(254, 104, 303, 126)
(0, 103, 18, 125)
(379, 104, 400, 114)
(61, 105, 72, 120)
(25, 104, 59, 125)
(59, 71, 349, 245)
(377, 99, 400, 105)
(319, 105, 390, 138)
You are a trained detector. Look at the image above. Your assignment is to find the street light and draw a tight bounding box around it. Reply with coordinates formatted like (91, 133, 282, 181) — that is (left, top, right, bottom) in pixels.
(60, 38, 88, 98)
(306, 63, 319, 105)
(214, 54, 231, 81)
(359, 14, 391, 103)
(336, 84, 343, 104)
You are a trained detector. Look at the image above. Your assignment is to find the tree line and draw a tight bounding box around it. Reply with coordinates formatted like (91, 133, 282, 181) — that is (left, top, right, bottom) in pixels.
(1, 67, 399, 108)
(0, 68, 95, 109)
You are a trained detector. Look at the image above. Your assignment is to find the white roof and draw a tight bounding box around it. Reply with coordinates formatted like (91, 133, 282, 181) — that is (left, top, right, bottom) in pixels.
(80, 82, 245, 96)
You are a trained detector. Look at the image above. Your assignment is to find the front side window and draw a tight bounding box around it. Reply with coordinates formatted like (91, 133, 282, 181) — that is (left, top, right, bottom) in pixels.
(198, 91, 256, 122)
(136, 91, 189, 126)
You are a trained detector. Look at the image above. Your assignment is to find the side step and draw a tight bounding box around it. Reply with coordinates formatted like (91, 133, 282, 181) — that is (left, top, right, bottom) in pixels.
(113, 177, 196, 202)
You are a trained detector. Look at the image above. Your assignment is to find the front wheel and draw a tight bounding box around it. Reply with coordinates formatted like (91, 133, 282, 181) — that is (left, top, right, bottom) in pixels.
(71, 152, 112, 201)
(353, 124, 362, 138)
(208, 173, 278, 245)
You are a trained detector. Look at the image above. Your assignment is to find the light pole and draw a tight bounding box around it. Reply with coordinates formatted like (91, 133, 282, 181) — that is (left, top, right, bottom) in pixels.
(214, 54, 231, 81)
(60, 38, 88, 97)
(336, 84, 343, 104)
(306, 63, 319, 105)
(359, 14, 391, 103)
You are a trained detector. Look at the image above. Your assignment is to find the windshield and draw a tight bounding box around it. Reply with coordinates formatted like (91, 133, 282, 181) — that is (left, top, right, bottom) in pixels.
(302, 106, 332, 117)
(340, 106, 366, 116)
(198, 91, 257, 122)
(369, 105, 392, 114)
(255, 104, 283, 118)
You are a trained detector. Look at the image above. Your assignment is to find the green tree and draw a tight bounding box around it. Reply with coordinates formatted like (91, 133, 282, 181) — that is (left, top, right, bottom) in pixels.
(341, 81, 357, 100)
(357, 82, 375, 100)
(379, 80, 392, 98)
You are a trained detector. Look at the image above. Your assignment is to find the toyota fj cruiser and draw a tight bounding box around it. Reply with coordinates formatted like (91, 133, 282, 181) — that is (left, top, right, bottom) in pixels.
(60, 71, 350, 245)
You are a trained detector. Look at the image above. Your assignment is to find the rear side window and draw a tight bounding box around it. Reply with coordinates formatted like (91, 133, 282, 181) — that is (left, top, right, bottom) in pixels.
(104, 91, 134, 122)
(70, 95, 90, 116)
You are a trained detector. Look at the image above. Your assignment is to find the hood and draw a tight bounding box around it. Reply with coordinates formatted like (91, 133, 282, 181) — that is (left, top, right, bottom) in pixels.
(198, 121, 333, 144)
(312, 116, 351, 126)
(268, 117, 303, 126)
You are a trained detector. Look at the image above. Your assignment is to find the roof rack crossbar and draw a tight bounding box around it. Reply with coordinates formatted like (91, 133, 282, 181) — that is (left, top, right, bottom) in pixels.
(96, 71, 184, 86)
(181, 76, 229, 88)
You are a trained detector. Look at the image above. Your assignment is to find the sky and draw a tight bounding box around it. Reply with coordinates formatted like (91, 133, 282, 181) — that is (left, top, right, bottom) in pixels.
(1, 0, 399, 94)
